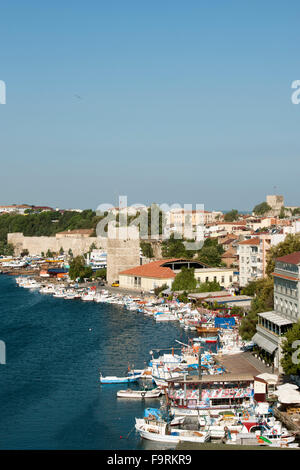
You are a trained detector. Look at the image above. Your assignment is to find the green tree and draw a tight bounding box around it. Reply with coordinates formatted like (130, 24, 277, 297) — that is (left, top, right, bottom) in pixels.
(140, 241, 154, 259)
(253, 202, 271, 216)
(21, 249, 29, 257)
(69, 256, 93, 281)
(278, 207, 286, 219)
(224, 209, 239, 222)
(0, 241, 14, 256)
(172, 267, 197, 292)
(154, 283, 169, 297)
(239, 278, 274, 340)
(281, 322, 300, 375)
(195, 280, 222, 292)
(266, 233, 300, 277)
(161, 233, 190, 258)
(94, 268, 107, 280)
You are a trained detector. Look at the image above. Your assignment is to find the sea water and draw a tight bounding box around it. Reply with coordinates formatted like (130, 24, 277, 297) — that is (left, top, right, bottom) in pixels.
(0, 275, 202, 450)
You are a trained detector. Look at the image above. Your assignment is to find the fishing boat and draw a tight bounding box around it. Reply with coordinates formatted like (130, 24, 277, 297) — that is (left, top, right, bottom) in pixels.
(135, 408, 211, 444)
(117, 388, 162, 399)
(100, 373, 142, 384)
(198, 336, 218, 344)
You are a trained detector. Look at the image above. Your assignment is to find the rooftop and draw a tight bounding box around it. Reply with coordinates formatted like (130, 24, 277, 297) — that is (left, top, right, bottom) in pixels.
(119, 258, 209, 279)
(258, 311, 294, 326)
(238, 238, 260, 245)
(276, 251, 300, 265)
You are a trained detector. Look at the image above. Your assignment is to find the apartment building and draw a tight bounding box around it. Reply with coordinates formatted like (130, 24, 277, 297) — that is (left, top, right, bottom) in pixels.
(252, 251, 300, 371)
(238, 233, 286, 286)
(238, 238, 262, 287)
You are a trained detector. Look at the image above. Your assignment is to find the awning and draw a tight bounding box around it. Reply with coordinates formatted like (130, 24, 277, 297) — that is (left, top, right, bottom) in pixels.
(258, 311, 293, 327)
(252, 333, 278, 354)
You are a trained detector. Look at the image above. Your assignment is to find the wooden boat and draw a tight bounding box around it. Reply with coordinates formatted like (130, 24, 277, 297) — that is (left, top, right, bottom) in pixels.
(196, 326, 219, 335)
(117, 388, 162, 399)
(100, 373, 142, 384)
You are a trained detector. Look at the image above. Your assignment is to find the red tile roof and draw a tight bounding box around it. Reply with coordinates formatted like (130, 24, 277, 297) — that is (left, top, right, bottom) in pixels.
(276, 251, 300, 265)
(238, 238, 260, 246)
(119, 259, 183, 279)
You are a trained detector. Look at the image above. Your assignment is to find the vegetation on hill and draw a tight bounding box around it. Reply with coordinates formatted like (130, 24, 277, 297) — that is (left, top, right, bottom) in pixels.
(0, 210, 107, 255)
(253, 202, 271, 216)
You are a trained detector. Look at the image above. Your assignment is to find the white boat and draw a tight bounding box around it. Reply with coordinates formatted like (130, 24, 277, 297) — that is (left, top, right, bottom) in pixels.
(100, 373, 142, 384)
(135, 415, 210, 444)
(117, 388, 162, 399)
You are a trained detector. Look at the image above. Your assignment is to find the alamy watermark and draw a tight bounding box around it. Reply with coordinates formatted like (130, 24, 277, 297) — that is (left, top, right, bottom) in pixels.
(0, 80, 6, 104)
(291, 80, 300, 104)
(292, 340, 300, 365)
(0, 340, 6, 364)
(95, 196, 205, 250)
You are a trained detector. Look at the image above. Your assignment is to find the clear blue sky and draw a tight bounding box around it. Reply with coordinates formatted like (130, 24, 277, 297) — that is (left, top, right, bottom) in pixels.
(1, 1, 300, 211)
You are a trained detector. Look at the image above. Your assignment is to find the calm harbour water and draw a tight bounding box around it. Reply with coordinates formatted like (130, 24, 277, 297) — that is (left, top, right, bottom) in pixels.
(0, 275, 196, 450)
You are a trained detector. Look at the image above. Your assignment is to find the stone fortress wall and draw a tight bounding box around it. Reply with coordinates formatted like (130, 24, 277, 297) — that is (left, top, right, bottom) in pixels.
(7, 232, 108, 257)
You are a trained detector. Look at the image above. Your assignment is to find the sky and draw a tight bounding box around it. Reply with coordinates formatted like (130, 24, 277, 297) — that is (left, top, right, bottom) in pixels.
(1, 1, 300, 212)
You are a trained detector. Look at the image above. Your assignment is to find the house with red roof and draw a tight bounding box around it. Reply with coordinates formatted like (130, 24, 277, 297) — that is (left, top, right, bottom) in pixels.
(118, 258, 236, 291)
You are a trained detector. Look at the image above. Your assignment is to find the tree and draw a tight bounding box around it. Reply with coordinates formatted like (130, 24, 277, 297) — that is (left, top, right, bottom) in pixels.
(281, 322, 300, 375)
(88, 242, 97, 253)
(253, 202, 271, 216)
(224, 209, 239, 222)
(172, 267, 197, 292)
(154, 283, 168, 297)
(46, 249, 54, 258)
(140, 241, 154, 259)
(161, 233, 189, 258)
(195, 281, 222, 292)
(278, 207, 286, 219)
(21, 249, 29, 257)
(59, 247, 64, 255)
(266, 233, 300, 277)
(69, 256, 93, 281)
(94, 268, 107, 280)
(0, 241, 14, 256)
(239, 310, 259, 341)
(239, 278, 274, 340)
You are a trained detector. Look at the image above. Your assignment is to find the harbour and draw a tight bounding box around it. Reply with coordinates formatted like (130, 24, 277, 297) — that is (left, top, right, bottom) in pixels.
(1, 272, 299, 450)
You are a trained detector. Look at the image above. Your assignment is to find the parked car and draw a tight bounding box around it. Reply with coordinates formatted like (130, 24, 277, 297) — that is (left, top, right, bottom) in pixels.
(111, 281, 119, 287)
